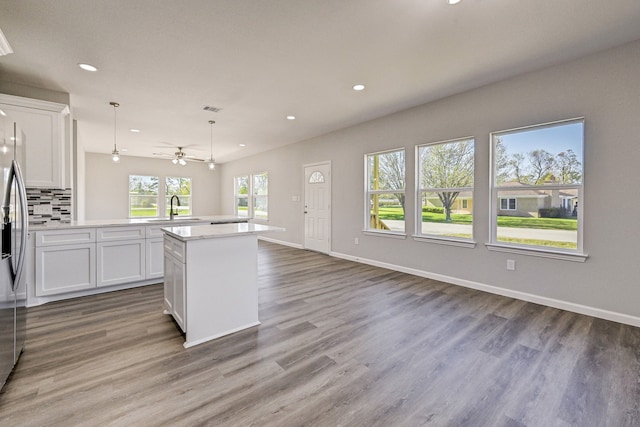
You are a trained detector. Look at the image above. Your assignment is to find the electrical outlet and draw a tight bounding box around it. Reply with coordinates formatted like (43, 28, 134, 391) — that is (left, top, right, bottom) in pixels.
(33, 204, 53, 215)
(354, 237, 359, 245)
(507, 259, 516, 271)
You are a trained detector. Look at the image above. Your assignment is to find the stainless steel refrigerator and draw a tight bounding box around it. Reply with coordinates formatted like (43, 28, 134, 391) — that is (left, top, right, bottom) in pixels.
(0, 110, 28, 390)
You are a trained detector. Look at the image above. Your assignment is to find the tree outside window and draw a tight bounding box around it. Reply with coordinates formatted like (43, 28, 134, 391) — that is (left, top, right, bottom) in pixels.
(491, 119, 584, 252)
(417, 138, 474, 240)
(366, 149, 405, 233)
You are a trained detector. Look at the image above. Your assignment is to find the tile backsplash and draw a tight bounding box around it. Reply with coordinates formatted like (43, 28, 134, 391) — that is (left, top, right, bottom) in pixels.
(27, 188, 72, 226)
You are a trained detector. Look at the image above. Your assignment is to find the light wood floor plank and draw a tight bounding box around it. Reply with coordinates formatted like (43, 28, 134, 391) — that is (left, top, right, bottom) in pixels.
(1, 241, 639, 426)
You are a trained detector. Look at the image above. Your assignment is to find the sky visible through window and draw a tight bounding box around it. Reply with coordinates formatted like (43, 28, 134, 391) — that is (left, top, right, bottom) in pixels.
(499, 121, 583, 158)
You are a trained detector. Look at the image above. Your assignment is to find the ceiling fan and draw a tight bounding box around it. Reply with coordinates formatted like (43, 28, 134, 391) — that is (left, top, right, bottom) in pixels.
(152, 147, 205, 166)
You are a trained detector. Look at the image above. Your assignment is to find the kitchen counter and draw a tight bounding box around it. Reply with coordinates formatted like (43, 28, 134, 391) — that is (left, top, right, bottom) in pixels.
(30, 215, 248, 230)
(162, 222, 284, 241)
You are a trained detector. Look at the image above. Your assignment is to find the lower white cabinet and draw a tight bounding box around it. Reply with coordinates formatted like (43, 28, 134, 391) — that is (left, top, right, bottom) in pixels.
(164, 239, 186, 332)
(35, 242, 96, 296)
(146, 238, 165, 279)
(97, 239, 146, 287)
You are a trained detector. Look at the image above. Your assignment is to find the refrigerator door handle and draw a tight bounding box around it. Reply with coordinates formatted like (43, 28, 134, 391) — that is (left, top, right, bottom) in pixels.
(11, 160, 28, 292)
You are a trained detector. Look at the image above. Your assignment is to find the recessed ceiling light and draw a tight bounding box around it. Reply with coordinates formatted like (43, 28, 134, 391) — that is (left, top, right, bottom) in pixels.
(239, 144, 246, 147)
(286, 115, 296, 120)
(353, 84, 365, 91)
(447, 0, 461, 4)
(0, 109, 6, 117)
(78, 63, 98, 72)
(129, 128, 141, 133)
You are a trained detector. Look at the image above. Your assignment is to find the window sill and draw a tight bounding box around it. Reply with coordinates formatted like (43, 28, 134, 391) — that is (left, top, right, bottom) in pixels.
(485, 243, 588, 262)
(362, 230, 407, 240)
(413, 235, 476, 248)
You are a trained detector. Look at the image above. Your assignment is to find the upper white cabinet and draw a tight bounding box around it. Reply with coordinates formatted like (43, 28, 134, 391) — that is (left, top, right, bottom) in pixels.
(0, 93, 70, 188)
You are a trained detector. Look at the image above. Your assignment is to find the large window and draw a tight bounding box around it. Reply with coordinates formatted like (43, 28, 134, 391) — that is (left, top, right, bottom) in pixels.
(253, 172, 268, 221)
(234, 172, 268, 220)
(234, 176, 250, 217)
(490, 118, 584, 256)
(129, 175, 159, 217)
(165, 177, 192, 216)
(417, 137, 474, 241)
(365, 149, 405, 233)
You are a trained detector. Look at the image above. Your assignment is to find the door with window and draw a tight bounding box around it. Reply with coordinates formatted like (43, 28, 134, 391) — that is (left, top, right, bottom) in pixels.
(304, 162, 331, 253)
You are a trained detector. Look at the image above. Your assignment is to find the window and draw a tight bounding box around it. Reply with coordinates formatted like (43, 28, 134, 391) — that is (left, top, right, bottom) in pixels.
(234, 172, 268, 220)
(500, 198, 516, 210)
(490, 118, 584, 256)
(234, 176, 250, 217)
(165, 177, 192, 216)
(366, 149, 405, 233)
(253, 172, 268, 221)
(417, 138, 474, 241)
(129, 175, 159, 217)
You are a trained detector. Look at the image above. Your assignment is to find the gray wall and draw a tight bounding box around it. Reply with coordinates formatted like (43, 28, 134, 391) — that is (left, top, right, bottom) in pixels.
(219, 39, 640, 322)
(85, 153, 220, 219)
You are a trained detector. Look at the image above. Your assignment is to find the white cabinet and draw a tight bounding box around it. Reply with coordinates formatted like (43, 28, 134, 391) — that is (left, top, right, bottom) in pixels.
(145, 225, 165, 279)
(146, 239, 164, 279)
(34, 229, 96, 296)
(96, 227, 145, 287)
(164, 236, 186, 332)
(0, 94, 69, 188)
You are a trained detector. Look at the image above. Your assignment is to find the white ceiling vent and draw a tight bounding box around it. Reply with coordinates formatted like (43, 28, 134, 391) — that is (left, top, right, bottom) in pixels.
(203, 105, 222, 113)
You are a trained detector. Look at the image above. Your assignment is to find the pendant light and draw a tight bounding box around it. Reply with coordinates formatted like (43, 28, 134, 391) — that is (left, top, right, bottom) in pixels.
(207, 120, 216, 170)
(110, 101, 120, 162)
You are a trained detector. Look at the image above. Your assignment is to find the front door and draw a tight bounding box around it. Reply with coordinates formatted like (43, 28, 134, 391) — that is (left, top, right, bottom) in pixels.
(304, 162, 331, 253)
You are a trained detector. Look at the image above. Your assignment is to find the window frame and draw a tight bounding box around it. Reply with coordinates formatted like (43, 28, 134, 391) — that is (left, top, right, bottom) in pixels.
(128, 175, 159, 218)
(364, 148, 406, 237)
(414, 137, 475, 248)
(234, 172, 269, 221)
(165, 176, 192, 217)
(487, 117, 587, 262)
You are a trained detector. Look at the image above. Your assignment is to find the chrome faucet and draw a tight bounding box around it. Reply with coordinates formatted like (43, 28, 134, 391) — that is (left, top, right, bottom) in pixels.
(169, 195, 181, 220)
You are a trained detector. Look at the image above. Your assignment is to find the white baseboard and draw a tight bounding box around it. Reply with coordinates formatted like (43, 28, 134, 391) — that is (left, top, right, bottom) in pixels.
(330, 251, 640, 328)
(258, 235, 304, 249)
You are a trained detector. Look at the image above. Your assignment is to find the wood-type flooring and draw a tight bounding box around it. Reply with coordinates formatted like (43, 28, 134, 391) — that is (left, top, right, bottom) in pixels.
(1, 241, 639, 426)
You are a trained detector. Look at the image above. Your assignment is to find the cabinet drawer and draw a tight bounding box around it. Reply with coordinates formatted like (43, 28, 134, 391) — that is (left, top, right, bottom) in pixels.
(97, 226, 145, 242)
(164, 236, 185, 263)
(35, 228, 96, 247)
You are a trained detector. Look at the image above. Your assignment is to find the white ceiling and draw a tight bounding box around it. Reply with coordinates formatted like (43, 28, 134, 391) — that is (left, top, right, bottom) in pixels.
(1, 0, 640, 163)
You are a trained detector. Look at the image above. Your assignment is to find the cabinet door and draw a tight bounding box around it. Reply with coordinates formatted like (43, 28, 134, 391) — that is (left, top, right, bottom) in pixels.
(35, 243, 96, 296)
(173, 259, 186, 332)
(164, 252, 175, 313)
(163, 253, 186, 333)
(146, 238, 164, 279)
(0, 98, 67, 188)
(96, 239, 145, 287)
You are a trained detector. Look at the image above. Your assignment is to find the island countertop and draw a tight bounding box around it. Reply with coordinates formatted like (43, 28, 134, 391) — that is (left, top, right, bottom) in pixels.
(162, 222, 285, 241)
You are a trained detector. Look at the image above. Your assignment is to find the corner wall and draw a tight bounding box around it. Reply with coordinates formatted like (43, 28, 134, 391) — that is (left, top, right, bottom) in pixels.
(219, 39, 640, 322)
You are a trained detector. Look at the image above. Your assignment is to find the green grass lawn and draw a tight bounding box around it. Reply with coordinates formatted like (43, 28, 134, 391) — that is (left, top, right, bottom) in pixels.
(375, 207, 577, 231)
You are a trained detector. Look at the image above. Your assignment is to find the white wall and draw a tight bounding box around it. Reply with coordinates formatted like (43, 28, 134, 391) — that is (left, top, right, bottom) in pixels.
(84, 153, 220, 219)
(219, 39, 640, 322)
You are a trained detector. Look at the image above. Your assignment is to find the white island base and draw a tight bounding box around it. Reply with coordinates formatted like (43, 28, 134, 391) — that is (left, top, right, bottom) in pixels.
(162, 223, 283, 348)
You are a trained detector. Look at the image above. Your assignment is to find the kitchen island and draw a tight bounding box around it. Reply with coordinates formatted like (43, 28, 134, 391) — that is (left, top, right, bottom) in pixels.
(162, 223, 284, 348)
